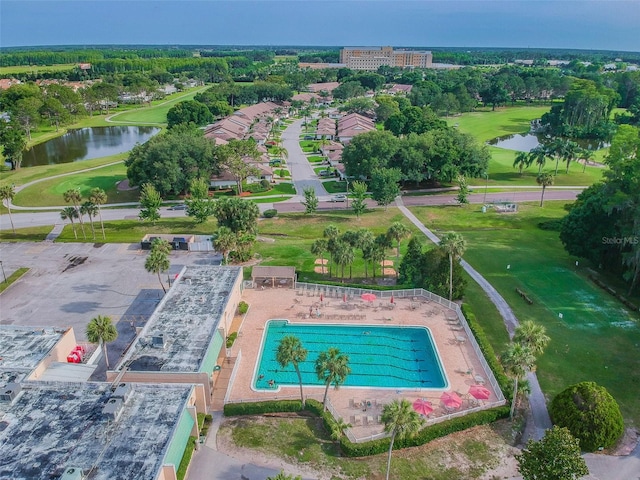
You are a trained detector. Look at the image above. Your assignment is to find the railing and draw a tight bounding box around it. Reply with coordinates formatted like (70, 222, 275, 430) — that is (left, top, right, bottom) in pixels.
(223, 350, 242, 405)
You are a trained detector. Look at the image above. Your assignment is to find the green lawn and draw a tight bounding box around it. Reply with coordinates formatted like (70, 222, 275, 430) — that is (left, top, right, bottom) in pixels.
(13, 161, 138, 207)
(0, 227, 52, 243)
(409, 202, 640, 425)
(0, 267, 31, 293)
(0, 64, 76, 75)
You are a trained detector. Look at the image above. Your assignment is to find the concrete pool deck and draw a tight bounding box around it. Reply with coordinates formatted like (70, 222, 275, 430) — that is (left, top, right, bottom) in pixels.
(225, 287, 502, 440)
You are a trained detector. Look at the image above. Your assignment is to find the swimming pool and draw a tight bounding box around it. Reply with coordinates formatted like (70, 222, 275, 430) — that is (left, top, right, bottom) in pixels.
(254, 320, 448, 390)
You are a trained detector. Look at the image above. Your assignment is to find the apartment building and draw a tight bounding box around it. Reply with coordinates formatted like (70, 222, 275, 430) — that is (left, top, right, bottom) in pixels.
(340, 46, 433, 71)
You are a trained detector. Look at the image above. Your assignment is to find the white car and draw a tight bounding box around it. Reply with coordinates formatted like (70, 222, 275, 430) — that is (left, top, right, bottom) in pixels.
(330, 194, 347, 203)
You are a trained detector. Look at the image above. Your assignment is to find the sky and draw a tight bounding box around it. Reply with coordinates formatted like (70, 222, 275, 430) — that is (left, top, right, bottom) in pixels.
(1, 0, 639, 52)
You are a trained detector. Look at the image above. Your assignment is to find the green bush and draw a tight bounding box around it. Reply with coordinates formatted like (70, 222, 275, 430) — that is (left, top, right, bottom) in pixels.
(549, 381, 624, 452)
(176, 436, 197, 480)
(461, 304, 512, 400)
(263, 209, 278, 218)
(243, 182, 272, 194)
(226, 332, 238, 348)
(224, 400, 303, 416)
(238, 301, 249, 315)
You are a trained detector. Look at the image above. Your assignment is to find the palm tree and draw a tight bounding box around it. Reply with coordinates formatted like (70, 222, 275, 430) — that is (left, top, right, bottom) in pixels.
(501, 343, 536, 420)
(145, 249, 170, 293)
(513, 151, 533, 175)
(536, 173, 554, 207)
(315, 347, 351, 410)
(547, 138, 566, 176)
(88, 187, 107, 239)
(60, 206, 79, 239)
(529, 145, 547, 174)
(266, 472, 302, 480)
(0, 184, 16, 233)
(381, 399, 425, 480)
(439, 232, 466, 301)
(563, 140, 580, 173)
(276, 335, 308, 406)
(387, 222, 411, 272)
(330, 417, 352, 441)
(580, 147, 595, 173)
(80, 201, 98, 240)
(513, 320, 550, 356)
(270, 145, 288, 161)
(212, 226, 237, 265)
(63, 188, 86, 239)
(310, 238, 328, 276)
(323, 225, 340, 278)
(334, 241, 354, 282)
(86, 315, 118, 368)
(357, 229, 375, 278)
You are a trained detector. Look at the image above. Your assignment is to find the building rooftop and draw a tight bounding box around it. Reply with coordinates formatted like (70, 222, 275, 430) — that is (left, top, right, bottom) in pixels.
(118, 265, 242, 373)
(0, 381, 193, 480)
(0, 326, 66, 373)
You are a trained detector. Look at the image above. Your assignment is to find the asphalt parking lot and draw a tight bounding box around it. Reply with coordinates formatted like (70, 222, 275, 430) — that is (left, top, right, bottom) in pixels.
(0, 242, 222, 369)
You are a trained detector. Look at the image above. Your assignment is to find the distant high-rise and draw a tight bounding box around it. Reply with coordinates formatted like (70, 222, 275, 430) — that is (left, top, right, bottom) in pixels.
(340, 46, 433, 71)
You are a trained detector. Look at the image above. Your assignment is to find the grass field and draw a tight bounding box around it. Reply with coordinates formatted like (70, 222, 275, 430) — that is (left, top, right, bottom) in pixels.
(0, 64, 76, 75)
(13, 161, 138, 207)
(409, 202, 640, 425)
(0, 228, 51, 243)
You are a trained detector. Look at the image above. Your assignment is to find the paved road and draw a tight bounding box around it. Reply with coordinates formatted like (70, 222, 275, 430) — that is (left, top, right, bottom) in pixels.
(281, 118, 328, 199)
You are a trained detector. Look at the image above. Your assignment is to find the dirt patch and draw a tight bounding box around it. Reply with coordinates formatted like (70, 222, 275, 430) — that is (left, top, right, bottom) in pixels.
(314, 258, 328, 265)
(382, 268, 396, 276)
(314, 266, 327, 274)
(380, 260, 394, 267)
(116, 179, 138, 191)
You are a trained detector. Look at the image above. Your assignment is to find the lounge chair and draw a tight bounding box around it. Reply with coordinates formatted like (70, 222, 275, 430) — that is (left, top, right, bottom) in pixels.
(474, 375, 486, 384)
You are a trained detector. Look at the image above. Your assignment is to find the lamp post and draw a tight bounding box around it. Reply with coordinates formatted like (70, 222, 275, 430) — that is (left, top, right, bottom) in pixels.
(345, 178, 349, 209)
(0, 261, 6, 284)
(483, 172, 489, 205)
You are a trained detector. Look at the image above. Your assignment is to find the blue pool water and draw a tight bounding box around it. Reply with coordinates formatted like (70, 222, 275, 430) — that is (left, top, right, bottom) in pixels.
(254, 320, 448, 390)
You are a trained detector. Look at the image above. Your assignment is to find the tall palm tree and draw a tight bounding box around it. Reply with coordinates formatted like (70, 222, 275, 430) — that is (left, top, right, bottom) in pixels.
(563, 140, 580, 174)
(529, 145, 547, 174)
(0, 184, 16, 233)
(547, 137, 567, 176)
(323, 225, 340, 278)
(145, 249, 170, 293)
(315, 347, 351, 410)
(310, 238, 328, 276)
(270, 145, 288, 161)
(334, 241, 354, 282)
(439, 232, 466, 301)
(60, 206, 79, 239)
(276, 335, 308, 406)
(80, 201, 98, 240)
(88, 187, 107, 240)
(501, 343, 536, 420)
(513, 151, 533, 175)
(357, 229, 375, 278)
(63, 188, 86, 239)
(86, 315, 118, 368)
(387, 222, 411, 272)
(536, 173, 554, 207)
(213, 226, 237, 265)
(580, 147, 595, 173)
(513, 320, 551, 356)
(381, 398, 425, 480)
(372, 233, 391, 279)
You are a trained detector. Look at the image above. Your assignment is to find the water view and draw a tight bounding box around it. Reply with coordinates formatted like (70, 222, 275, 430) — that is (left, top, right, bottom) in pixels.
(20, 126, 160, 167)
(488, 131, 608, 152)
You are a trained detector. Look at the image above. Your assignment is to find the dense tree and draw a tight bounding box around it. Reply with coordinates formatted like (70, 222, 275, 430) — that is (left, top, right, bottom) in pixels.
(502, 343, 536, 420)
(350, 180, 367, 218)
(516, 426, 589, 480)
(214, 139, 261, 195)
(86, 315, 118, 368)
(212, 226, 236, 265)
(456, 175, 469, 204)
(332, 81, 366, 100)
(315, 348, 350, 410)
(0, 119, 28, 170)
(549, 381, 624, 452)
(125, 126, 218, 196)
(338, 97, 375, 115)
(138, 183, 162, 224)
(212, 197, 259, 234)
(386, 222, 410, 267)
(369, 167, 401, 209)
(302, 186, 318, 214)
(341, 130, 400, 178)
(166, 100, 213, 128)
(276, 336, 308, 406)
(0, 184, 16, 233)
(334, 240, 355, 282)
(185, 177, 215, 224)
(381, 399, 424, 480)
(145, 239, 171, 293)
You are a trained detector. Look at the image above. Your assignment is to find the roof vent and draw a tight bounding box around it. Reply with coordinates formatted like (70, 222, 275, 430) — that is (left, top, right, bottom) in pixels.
(112, 382, 133, 403)
(102, 397, 124, 422)
(59, 467, 84, 480)
(151, 334, 167, 349)
(0, 383, 21, 404)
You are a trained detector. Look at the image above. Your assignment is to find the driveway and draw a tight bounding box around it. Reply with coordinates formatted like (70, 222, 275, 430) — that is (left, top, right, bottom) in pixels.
(281, 119, 328, 199)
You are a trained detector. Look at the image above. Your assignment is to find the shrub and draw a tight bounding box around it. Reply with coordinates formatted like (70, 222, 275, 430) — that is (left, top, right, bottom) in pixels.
(260, 179, 271, 189)
(176, 436, 197, 480)
(238, 301, 249, 315)
(226, 332, 238, 348)
(223, 400, 302, 416)
(549, 381, 624, 452)
(263, 209, 278, 218)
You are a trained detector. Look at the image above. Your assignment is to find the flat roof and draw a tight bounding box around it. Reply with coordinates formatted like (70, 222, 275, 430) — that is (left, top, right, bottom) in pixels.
(119, 265, 242, 373)
(0, 381, 193, 480)
(0, 326, 66, 372)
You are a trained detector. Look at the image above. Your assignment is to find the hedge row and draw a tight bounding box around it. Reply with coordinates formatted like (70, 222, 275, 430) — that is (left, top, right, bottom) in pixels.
(223, 399, 302, 416)
(176, 436, 197, 480)
(461, 303, 512, 401)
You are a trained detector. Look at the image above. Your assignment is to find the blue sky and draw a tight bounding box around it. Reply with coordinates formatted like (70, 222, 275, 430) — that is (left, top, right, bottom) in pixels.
(1, 1, 638, 52)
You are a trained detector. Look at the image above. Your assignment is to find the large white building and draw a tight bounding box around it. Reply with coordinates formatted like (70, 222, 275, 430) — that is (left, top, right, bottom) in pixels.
(340, 46, 433, 71)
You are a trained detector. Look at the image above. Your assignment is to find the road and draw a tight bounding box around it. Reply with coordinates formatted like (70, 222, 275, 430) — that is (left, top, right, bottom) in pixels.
(281, 118, 328, 198)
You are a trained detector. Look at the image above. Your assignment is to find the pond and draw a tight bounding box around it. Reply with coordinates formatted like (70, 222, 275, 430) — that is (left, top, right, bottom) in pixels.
(488, 132, 608, 152)
(19, 126, 160, 167)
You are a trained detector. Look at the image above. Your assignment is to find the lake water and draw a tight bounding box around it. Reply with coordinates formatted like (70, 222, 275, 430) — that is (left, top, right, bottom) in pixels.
(20, 126, 160, 167)
(488, 132, 608, 152)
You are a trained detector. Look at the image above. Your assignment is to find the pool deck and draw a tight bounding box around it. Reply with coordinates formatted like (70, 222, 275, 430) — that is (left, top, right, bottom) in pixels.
(225, 288, 500, 440)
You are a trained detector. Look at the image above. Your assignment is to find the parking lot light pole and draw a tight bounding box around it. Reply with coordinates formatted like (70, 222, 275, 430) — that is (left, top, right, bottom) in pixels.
(0, 261, 6, 283)
(345, 178, 349, 209)
(483, 172, 489, 205)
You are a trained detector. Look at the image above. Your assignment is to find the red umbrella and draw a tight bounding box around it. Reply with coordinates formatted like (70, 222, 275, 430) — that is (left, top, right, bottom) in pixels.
(412, 398, 433, 416)
(320, 293, 324, 302)
(361, 293, 377, 302)
(343, 293, 347, 302)
(468, 384, 491, 400)
(390, 294, 394, 304)
(440, 391, 462, 410)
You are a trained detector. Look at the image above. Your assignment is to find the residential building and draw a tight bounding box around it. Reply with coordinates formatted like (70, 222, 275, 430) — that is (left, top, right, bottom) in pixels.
(340, 46, 433, 71)
(337, 112, 376, 144)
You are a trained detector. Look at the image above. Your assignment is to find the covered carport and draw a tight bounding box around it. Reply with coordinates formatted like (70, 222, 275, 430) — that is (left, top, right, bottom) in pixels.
(251, 266, 296, 289)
